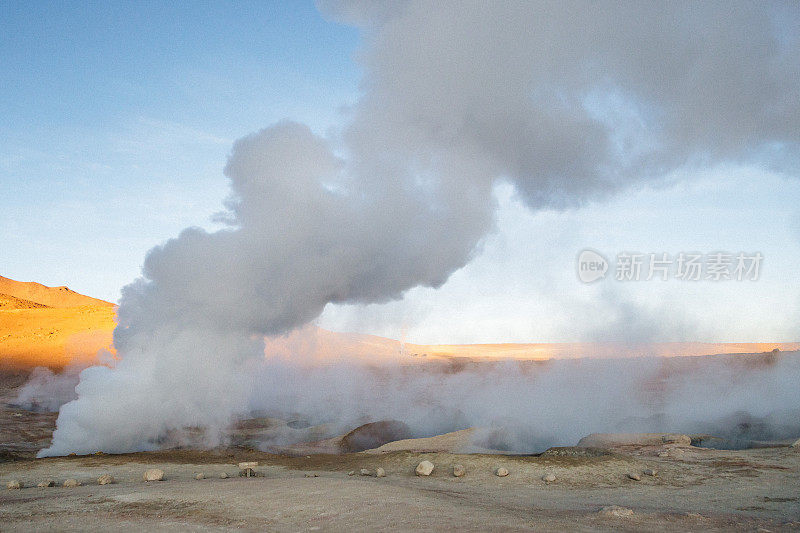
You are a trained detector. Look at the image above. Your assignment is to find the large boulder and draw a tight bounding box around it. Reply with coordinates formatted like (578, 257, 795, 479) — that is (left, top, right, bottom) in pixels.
(63, 479, 80, 487)
(97, 474, 114, 485)
(577, 433, 692, 448)
(339, 420, 412, 453)
(6, 480, 22, 490)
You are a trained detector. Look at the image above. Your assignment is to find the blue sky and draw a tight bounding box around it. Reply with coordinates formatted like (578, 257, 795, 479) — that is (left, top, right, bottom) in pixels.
(2, 2, 799, 343)
(1, 1, 359, 295)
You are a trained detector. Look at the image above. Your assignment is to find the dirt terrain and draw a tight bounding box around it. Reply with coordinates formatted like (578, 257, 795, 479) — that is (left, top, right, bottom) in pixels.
(1, 371, 799, 532)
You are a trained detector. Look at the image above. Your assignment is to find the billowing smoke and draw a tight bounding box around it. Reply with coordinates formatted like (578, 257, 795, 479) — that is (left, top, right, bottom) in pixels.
(42, 1, 799, 456)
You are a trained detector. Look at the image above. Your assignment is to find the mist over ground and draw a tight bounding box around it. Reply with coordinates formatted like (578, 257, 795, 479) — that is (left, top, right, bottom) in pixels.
(40, 1, 800, 456)
(22, 345, 800, 453)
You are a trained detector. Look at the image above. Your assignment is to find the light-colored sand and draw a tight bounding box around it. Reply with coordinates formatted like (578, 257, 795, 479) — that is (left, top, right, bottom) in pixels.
(1, 446, 798, 531)
(366, 428, 486, 454)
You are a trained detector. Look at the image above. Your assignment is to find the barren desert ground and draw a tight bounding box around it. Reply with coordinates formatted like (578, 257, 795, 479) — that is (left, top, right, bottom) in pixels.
(2, 367, 800, 531)
(2, 278, 800, 531)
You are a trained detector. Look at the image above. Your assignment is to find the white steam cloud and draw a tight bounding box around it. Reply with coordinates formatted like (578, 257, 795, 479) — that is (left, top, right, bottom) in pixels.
(42, 1, 799, 456)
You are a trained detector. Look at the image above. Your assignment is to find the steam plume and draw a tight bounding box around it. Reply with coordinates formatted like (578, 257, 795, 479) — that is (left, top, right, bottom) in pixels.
(42, 1, 799, 456)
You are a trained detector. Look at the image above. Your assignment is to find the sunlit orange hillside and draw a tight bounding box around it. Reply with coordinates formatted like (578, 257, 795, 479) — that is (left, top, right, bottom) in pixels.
(2, 275, 798, 371)
(0, 276, 116, 369)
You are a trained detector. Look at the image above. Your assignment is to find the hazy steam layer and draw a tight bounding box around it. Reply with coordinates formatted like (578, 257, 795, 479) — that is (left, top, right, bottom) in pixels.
(43, 1, 799, 455)
(250, 349, 800, 452)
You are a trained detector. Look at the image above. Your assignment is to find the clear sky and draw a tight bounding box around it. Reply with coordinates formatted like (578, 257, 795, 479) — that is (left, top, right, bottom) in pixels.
(2, 1, 799, 344)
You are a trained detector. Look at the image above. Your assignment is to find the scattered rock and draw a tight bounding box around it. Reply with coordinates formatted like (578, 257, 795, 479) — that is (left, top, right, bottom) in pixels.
(37, 480, 55, 488)
(97, 474, 114, 485)
(415, 460, 435, 476)
(347, 471, 356, 476)
(452, 464, 466, 477)
(495, 467, 509, 477)
(143, 469, 164, 482)
(627, 473, 641, 481)
(194, 473, 204, 480)
(359, 469, 371, 476)
(643, 468, 657, 477)
(63, 479, 80, 487)
(542, 473, 556, 483)
(6, 480, 22, 490)
(599, 505, 634, 518)
(219, 472, 229, 479)
(375, 468, 386, 478)
(304, 472, 320, 478)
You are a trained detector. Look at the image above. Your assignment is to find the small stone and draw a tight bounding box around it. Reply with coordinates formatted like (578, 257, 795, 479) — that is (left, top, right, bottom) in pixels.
(63, 479, 80, 487)
(415, 460, 435, 476)
(37, 480, 55, 488)
(6, 480, 22, 490)
(452, 464, 466, 477)
(542, 473, 556, 483)
(643, 468, 657, 477)
(375, 468, 386, 478)
(304, 472, 320, 478)
(143, 468, 164, 482)
(359, 468, 371, 476)
(194, 473, 204, 480)
(599, 505, 634, 518)
(347, 470, 356, 476)
(627, 473, 641, 481)
(97, 474, 114, 485)
(495, 467, 509, 477)
(657, 451, 669, 457)
(219, 472, 228, 479)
